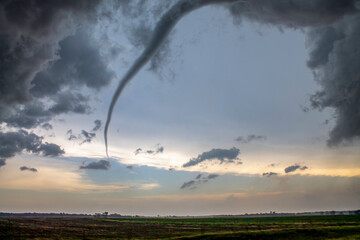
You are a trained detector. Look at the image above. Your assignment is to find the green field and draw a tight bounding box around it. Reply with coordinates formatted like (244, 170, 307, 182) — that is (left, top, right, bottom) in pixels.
(0, 215, 359, 239)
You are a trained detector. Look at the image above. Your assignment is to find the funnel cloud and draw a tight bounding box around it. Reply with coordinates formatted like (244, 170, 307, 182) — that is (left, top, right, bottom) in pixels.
(105, 0, 360, 156)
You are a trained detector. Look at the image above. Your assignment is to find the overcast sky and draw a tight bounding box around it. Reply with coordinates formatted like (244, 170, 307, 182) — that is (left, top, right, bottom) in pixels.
(0, 0, 359, 215)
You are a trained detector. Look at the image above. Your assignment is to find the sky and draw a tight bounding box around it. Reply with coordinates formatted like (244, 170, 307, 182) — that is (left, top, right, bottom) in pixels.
(0, 0, 359, 216)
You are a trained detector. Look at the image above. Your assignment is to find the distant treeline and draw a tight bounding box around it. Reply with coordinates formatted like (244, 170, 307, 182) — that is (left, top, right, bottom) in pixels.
(0, 210, 359, 218)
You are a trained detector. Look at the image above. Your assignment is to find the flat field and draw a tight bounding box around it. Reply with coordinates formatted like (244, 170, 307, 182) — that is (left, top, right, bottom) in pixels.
(0, 215, 359, 239)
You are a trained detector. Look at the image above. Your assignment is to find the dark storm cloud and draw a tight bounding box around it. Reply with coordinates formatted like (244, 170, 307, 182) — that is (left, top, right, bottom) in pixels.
(0, 130, 64, 161)
(30, 31, 114, 98)
(92, 120, 102, 132)
(0, 91, 91, 130)
(0, 1, 117, 160)
(20, 166, 38, 172)
(183, 147, 240, 168)
(48, 92, 91, 115)
(0, 158, 5, 168)
(235, 134, 267, 144)
(0, 0, 101, 107)
(284, 164, 308, 173)
(180, 173, 220, 189)
(306, 14, 360, 146)
(229, 0, 356, 28)
(262, 172, 278, 177)
(80, 159, 110, 170)
(41, 123, 53, 131)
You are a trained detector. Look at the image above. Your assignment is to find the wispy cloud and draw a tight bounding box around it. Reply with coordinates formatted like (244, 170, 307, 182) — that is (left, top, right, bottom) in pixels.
(235, 134, 267, 144)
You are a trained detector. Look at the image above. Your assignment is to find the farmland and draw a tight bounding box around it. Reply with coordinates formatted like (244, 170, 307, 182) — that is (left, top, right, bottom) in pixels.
(0, 215, 359, 239)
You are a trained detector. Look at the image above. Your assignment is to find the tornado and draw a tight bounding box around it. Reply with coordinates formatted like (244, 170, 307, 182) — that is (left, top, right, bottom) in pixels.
(104, 0, 242, 157)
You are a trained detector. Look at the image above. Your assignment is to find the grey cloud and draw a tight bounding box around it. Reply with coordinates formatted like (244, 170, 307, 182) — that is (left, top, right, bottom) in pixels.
(36, 143, 65, 157)
(206, 174, 219, 180)
(66, 125, 98, 144)
(80, 130, 96, 144)
(284, 164, 308, 173)
(180, 180, 196, 189)
(183, 147, 240, 168)
(0, 130, 64, 162)
(41, 123, 53, 131)
(156, 145, 164, 154)
(134, 145, 164, 155)
(66, 130, 77, 141)
(80, 159, 110, 170)
(134, 148, 142, 155)
(235, 134, 267, 144)
(20, 166, 38, 172)
(92, 120, 102, 132)
(180, 173, 220, 190)
(126, 165, 134, 170)
(0, 158, 5, 168)
(263, 172, 278, 177)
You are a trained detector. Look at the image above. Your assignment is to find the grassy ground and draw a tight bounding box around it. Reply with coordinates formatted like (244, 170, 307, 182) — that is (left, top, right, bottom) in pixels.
(0, 215, 359, 239)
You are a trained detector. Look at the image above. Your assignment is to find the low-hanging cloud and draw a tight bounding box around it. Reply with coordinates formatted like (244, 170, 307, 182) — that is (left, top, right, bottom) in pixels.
(20, 166, 38, 172)
(80, 159, 110, 170)
(262, 172, 278, 177)
(183, 147, 241, 168)
(235, 134, 267, 144)
(284, 164, 308, 173)
(180, 173, 220, 189)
